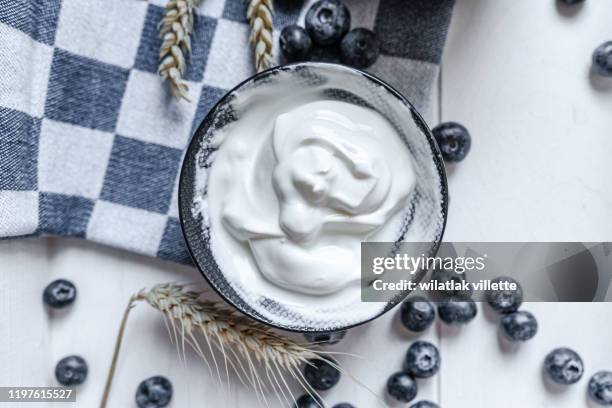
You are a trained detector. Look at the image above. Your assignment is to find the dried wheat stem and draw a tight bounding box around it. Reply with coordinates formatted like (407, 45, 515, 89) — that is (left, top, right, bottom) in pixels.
(158, 0, 199, 101)
(101, 283, 337, 406)
(247, 0, 274, 72)
(99, 294, 139, 408)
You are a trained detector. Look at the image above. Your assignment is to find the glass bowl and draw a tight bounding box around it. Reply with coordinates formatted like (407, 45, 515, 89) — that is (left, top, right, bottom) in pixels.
(179, 62, 448, 333)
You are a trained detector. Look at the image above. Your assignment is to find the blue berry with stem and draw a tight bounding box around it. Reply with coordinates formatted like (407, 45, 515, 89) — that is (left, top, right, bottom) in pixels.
(135, 376, 173, 408)
(500, 311, 538, 342)
(387, 372, 417, 403)
(304, 358, 340, 391)
(55, 355, 87, 386)
(280, 25, 313, 63)
(340, 28, 380, 69)
(400, 296, 435, 332)
(544, 348, 584, 385)
(432, 122, 471, 162)
(437, 298, 477, 325)
(43, 279, 77, 308)
(305, 0, 350, 46)
(404, 341, 441, 378)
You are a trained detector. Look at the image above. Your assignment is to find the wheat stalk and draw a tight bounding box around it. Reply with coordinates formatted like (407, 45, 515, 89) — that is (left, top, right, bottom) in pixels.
(100, 283, 344, 408)
(158, 0, 199, 101)
(248, 0, 274, 72)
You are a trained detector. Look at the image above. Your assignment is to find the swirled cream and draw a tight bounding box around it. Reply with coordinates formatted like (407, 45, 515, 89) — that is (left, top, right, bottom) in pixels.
(205, 98, 415, 296)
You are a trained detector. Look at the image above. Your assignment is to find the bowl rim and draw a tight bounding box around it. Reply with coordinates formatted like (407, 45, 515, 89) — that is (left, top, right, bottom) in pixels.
(178, 61, 449, 333)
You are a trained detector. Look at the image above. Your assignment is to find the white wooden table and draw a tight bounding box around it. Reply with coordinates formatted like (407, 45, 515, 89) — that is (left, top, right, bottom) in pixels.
(2, 1, 612, 407)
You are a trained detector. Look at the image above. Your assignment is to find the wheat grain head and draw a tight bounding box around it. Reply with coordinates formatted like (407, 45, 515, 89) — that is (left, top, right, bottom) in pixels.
(247, 0, 274, 73)
(136, 283, 335, 406)
(158, 0, 199, 101)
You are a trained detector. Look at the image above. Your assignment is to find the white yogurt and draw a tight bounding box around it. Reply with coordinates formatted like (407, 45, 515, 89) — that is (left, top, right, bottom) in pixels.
(206, 98, 415, 296)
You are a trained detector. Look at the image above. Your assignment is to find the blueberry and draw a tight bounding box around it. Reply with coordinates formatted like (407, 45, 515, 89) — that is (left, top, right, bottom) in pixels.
(559, 0, 585, 4)
(304, 358, 340, 391)
(43, 279, 77, 308)
(280, 25, 313, 63)
(135, 376, 173, 408)
(544, 348, 584, 385)
(500, 311, 538, 342)
(404, 341, 441, 378)
(55, 355, 87, 386)
(485, 276, 523, 314)
(387, 372, 418, 403)
(294, 394, 322, 408)
(432, 122, 471, 162)
(305, 0, 350, 46)
(589, 371, 612, 406)
(400, 296, 436, 332)
(332, 404, 355, 408)
(410, 402, 439, 408)
(340, 28, 380, 69)
(593, 41, 612, 77)
(304, 330, 347, 345)
(437, 298, 477, 325)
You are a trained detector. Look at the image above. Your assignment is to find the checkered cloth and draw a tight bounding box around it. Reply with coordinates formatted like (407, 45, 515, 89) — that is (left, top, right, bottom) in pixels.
(0, 0, 454, 264)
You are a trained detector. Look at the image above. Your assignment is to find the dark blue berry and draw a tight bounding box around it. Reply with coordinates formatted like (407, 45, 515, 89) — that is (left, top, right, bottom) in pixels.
(485, 276, 523, 314)
(400, 296, 435, 332)
(559, 0, 585, 4)
(55, 355, 87, 386)
(294, 394, 322, 408)
(589, 371, 612, 406)
(43, 279, 77, 308)
(500, 311, 538, 342)
(280, 25, 313, 63)
(404, 341, 441, 378)
(544, 348, 584, 385)
(332, 404, 355, 408)
(304, 358, 340, 391)
(305, 0, 350, 46)
(340, 28, 380, 69)
(135, 376, 173, 408)
(410, 401, 439, 408)
(432, 122, 471, 162)
(437, 298, 477, 325)
(387, 372, 417, 403)
(593, 41, 612, 77)
(304, 330, 346, 345)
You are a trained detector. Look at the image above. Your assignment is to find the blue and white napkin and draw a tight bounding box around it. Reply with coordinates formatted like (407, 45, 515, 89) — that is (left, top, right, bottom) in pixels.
(0, 0, 454, 264)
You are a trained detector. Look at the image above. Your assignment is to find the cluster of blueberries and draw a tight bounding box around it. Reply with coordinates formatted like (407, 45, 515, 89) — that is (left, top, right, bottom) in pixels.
(280, 0, 380, 69)
(43, 279, 173, 408)
(281, 0, 612, 77)
(294, 271, 612, 407)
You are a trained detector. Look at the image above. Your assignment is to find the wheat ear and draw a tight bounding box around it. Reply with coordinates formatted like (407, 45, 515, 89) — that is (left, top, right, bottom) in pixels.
(248, 0, 274, 73)
(101, 283, 338, 407)
(158, 0, 199, 101)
